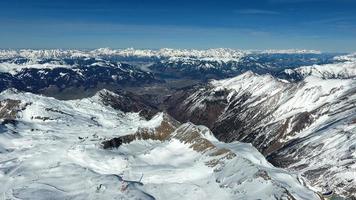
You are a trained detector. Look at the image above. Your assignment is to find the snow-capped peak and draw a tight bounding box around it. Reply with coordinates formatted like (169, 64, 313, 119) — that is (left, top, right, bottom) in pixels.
(334, 52, 356, 62)
(211, 71, 287, 97)
(260, 49, 322, 54)
(0, 48, 324, 61)
(283, 52, 356, 79)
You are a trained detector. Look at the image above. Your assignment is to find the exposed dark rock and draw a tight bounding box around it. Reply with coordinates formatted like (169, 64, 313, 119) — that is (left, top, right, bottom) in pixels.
(1, 119, 18, 125)
(0, 99, 22, 119)
(101, 114, 235, 167)
(0, 99, 30, 125)
(164, 86, 229, 129)
(99, 89, 159, 120)
(45, 108, 74, 117)
(102, 137, 124, 149)
(102, 113, 180, 149)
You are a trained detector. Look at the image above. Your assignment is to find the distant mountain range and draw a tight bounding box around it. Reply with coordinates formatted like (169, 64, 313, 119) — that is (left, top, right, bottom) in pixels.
(0, 48, 347, 94)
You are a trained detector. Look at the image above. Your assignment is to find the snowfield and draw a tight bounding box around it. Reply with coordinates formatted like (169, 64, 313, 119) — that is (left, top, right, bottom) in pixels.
(0, 90, 320, 200)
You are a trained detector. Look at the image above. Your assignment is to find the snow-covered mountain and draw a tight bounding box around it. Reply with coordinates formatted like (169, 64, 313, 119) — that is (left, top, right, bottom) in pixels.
(260, 49, 321, 54)
(281, 56, 356, 80)
(0, 48, 324, 60)
(1, 48, 355, 199)
(334, 53, 356, 62)
(164, 68, 356, 198)
(0, 48, 337, 95)
(149, 52, 335, 80)
(0, 48, 246, 60)
(0, 89, 320, 200)
(0, 57, 158, 95)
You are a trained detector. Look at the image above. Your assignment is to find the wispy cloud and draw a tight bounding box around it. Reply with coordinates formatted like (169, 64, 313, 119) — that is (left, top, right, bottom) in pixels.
(235, 9, 280, 15)
(0, 18, 272, 37)
(301, 17, 356, 32)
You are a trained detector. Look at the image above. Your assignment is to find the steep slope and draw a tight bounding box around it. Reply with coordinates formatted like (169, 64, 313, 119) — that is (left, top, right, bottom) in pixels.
(99, 89, 159, 120)
(165, 70, 356, 198)
(0, 89, 319, 200)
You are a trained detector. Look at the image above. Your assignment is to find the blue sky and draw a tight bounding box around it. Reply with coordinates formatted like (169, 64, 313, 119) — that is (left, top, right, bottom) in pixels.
(0, 0, 355, 52)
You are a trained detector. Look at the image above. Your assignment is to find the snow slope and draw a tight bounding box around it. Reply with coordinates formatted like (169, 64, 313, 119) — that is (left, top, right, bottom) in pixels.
(0, 89, 319, 200)
(283, 52, 356, 79)
(166, 69, 356, 198)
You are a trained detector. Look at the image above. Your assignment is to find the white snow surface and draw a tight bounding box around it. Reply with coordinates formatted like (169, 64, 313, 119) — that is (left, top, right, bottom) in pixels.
(334, 52, 356, 62)
(284, 52, 356, 79)
(211, 71, 287, 98)
(0, 57, 124, 75)
(210, 71, 354, 120)
(0, 61, 73, 75)
(260, 49, 321, 54)
(0, 89, 319, 200)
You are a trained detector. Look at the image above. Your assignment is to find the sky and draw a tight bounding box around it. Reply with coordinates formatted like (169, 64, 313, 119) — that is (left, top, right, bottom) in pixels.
(0, 0, 355, 52)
